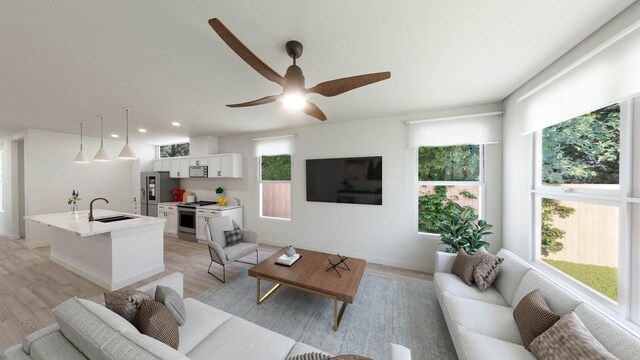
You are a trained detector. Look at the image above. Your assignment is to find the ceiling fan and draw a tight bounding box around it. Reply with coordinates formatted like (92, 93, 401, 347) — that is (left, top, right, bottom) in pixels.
(208, 18, 391, 121)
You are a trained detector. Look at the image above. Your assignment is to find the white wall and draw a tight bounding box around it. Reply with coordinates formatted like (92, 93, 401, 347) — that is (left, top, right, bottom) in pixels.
(501, 2, 640, 260)
(182, 103, 503, 272)
(0, 128, 155, 246)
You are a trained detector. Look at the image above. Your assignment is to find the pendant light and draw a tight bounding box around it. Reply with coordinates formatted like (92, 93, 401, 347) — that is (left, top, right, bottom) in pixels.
(72, 122, 90, 163)
(118, 108, 137, 160)
(93, 116, 111, 161)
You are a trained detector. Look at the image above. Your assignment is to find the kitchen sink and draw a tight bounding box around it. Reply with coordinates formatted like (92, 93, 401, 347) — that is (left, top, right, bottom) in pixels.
(95, 215, 136, 223)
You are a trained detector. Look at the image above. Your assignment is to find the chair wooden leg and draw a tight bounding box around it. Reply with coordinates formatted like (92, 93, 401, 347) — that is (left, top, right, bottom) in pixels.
(208, 261, 225, 283)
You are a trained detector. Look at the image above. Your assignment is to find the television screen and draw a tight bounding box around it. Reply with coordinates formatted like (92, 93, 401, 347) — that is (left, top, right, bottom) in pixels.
(306, 156, 382, 205)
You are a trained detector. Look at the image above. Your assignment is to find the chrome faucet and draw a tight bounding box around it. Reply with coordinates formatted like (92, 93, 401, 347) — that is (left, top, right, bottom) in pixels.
(88, 198, 109, 221)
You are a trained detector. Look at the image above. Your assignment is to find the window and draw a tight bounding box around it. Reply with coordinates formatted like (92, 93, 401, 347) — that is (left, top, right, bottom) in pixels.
(159, 143, 189, 158)
(534, 103, 624, 307)
(260, 155, 291, 220)
(417, 145, 483, 234)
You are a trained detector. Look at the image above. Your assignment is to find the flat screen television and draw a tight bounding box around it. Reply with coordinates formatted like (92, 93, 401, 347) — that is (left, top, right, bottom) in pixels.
(306, 156, 382, 205)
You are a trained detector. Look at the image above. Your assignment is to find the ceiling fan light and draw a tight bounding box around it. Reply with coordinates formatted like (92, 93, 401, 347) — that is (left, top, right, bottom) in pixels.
(282, 92, 307, 111)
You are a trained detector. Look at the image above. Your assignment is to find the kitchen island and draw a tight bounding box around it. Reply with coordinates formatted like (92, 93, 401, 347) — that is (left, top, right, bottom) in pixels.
(25, 209, 166, 291)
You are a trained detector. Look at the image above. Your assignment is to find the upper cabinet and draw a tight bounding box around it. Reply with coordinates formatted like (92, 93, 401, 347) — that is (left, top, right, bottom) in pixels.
(153, 154, 243, 179)
(209, 154, 243, 178)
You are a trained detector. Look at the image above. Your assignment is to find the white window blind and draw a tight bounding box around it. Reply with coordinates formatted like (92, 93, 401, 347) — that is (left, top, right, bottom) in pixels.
(519, 22, 640, 134)
(253, 135, 294, 157)
(407, 113, 501, 148)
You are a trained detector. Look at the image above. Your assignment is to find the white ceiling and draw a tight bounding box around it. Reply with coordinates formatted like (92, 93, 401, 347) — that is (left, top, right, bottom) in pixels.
(0, 0, 634, 144)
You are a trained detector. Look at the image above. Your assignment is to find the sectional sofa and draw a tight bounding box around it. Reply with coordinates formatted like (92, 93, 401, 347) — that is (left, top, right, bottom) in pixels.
(434, 249, 640, 360)
(2, 272, 411, 360)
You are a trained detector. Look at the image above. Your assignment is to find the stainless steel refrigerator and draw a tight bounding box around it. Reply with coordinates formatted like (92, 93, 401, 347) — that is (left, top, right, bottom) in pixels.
(140, 172, 180, 217)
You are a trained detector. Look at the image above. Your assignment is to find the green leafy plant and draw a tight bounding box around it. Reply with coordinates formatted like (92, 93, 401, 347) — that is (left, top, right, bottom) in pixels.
(418, 186, 477, 233)
(438, 207, 493, 254)
(541, 198, 575, 256)
(215, 187, 224, 195)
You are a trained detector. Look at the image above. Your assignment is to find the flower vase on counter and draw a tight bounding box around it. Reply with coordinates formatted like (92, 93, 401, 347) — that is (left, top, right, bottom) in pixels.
(68, 190, 81, 221)
(71, 203, 79, 220)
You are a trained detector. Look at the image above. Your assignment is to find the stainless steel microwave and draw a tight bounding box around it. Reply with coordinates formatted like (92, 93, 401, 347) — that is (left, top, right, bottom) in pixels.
(189, 166, 208, 178)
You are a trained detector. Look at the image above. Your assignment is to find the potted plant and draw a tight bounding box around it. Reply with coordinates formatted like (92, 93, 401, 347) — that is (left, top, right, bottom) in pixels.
(67, 190, 81, 219)
(438, 207, 493, 254)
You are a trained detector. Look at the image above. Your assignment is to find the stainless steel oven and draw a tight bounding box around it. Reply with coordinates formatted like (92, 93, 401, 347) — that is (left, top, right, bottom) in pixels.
(178, 206, 197, 241)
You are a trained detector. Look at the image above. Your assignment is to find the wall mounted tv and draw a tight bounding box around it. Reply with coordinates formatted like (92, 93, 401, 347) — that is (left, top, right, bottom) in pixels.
(306, 156, 382, 205)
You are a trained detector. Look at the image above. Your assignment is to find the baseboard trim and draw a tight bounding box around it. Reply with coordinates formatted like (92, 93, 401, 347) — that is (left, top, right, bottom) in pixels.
(0, 231, 20, 240)
(261, 240, 431, 273)
(24, 239, 50, 249)
(49, 254, 164, 291)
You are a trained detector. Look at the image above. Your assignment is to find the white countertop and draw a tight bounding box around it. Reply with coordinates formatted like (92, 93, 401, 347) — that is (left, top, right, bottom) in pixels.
(199, 205, 241, 211)
(25, 209, 165, 237)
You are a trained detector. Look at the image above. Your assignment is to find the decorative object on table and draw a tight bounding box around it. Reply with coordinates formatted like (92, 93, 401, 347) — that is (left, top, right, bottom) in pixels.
(215, 186, 224, 200)
(285, 245, 296, 257)
(326, 254, 351, 277)
(171, 188, 185, 202)
(217, 197, 228, 206)
(276, 252, 301, 267)
(438, 207, 493, 255)
(68, 190, 81, 219)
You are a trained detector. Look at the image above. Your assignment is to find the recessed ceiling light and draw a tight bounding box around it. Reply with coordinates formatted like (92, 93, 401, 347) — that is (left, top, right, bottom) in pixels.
(138, 128, 147, 133)
(171, 122, 181, 127)
(111, 134, 119, 138)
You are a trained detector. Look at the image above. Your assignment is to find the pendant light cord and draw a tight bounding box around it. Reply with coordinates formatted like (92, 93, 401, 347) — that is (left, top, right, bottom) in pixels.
(100, 116, 104, 146)
(80, 122, 84, 150)
(125, 108, 130, 143)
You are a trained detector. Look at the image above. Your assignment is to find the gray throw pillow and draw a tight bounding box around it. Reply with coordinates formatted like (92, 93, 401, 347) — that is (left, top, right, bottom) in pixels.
(513, 289, 560, 350)
(104, 289, 152, 327)
(451, 249, 481, 286)
(155, 285, 186, 326)
(530, 312, 617, 360)
(224, 227, 243, 247)
(472, 247, 504, 291)
(287, 353, 330, 360)
(138, 299, 180, 350)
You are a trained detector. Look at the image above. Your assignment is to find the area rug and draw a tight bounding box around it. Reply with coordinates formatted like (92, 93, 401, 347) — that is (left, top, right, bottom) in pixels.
(197, 272, 457, 360)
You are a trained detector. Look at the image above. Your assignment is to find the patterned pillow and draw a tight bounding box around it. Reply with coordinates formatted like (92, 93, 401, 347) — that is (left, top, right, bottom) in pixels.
(513, 289, 560, 350)
(530, 312, 617, 360)
(472, 247, 504, 291)
(224, 228, 243, 247)
(138, 299, 180, 350)
(155, 285, 186, 326)
(104, 289, 152, 327)
(451, 249, 482, 286)
(287, 353, 330, 360)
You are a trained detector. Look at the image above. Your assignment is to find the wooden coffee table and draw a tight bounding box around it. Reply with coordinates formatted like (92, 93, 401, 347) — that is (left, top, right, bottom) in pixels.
(248, 248, 366, 331)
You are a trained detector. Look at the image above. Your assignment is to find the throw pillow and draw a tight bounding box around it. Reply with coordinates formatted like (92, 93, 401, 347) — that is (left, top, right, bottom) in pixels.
(287, 353, 330, 360)
(451, 249, 481, 286)
(155, 285, 186, 326)
(513, 289, 560, 350)
(530, 312, 617, 360)
(472, 247, 504, 291)
(104, 289, 152, 327)
(330, 356, 373, 360)
(138, 299, 180, 350)
(224, 227, 243, 247)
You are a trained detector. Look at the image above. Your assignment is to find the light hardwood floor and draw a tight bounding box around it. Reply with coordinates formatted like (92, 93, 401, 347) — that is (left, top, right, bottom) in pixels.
(0, 235, 431, 351)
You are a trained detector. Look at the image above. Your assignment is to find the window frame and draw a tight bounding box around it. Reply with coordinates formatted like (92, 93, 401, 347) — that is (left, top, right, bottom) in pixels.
(0, 149, 3, 212)
(531, 99, 636, 324)
(258, 154, 292, 221)
(416, 145, 486, 235)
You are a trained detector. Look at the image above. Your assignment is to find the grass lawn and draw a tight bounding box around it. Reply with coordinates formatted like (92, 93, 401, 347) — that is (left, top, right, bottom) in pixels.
(543, 259, 618, 301)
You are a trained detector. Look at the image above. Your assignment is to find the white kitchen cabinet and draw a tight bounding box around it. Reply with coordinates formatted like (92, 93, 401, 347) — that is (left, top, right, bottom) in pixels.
(161, 159, 171, 172)
(158, 204, 178, 236)
(196, 206, 243, 242)
(170, 158, 190, 178)
(189, 157, 207, 166)
(208, 154, 243, 178)
(152, 160, 162, 172)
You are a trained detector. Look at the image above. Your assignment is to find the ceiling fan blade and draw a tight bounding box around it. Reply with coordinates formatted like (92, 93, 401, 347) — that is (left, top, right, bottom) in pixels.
(209, 18, 287, 88)
(226, 95, 281, 108)
(307, 71, 391, 97)
(303, 102, 327, 121)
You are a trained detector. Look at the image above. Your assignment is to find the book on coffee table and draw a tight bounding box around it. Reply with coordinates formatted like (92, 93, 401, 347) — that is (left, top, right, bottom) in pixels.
(276, 253, 301, 266)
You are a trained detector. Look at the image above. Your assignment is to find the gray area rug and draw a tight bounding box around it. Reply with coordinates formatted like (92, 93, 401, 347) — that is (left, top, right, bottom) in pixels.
(197, 272, 457, 360)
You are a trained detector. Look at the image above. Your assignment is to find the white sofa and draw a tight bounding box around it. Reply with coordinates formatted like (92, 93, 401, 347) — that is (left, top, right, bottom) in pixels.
(434, 249, 640, 360)
(2, 272, 411, 360)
